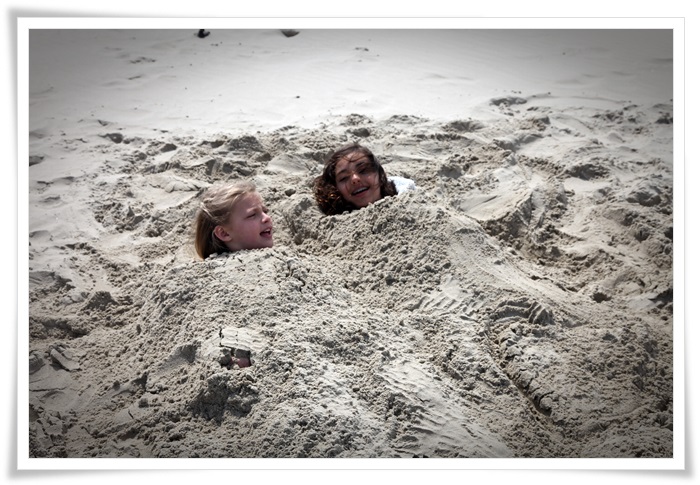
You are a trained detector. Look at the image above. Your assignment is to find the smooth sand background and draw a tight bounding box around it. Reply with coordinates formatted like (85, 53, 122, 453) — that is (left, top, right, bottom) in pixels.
(11, 9, 695, 485)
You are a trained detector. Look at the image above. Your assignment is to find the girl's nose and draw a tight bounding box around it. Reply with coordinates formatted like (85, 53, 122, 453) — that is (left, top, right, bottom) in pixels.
(350, 172, 361, 183)
(262, 212, 272, 223)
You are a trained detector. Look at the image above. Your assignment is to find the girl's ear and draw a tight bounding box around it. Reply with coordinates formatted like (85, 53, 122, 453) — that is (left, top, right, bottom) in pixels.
(213, 225, 232, 242)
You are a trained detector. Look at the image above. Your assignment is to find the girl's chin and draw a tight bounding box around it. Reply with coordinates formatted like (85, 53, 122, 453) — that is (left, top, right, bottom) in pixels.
(260, 237, 274, 247)
(353, 195, 380, 208)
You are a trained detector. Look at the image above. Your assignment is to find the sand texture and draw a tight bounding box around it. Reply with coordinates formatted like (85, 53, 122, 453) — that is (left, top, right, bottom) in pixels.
(26, 29, 674, 460)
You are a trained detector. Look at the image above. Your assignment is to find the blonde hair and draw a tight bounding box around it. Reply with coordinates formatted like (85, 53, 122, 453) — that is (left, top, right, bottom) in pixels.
(193, 181, 257, 260)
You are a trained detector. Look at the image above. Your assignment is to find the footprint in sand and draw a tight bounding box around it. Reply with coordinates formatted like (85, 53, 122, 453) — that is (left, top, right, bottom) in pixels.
(378, 358, 513, 457)
(487, 297, 559, 417)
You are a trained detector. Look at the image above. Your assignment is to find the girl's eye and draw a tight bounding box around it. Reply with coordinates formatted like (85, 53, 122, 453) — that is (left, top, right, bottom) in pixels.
(359, 163, 373, 173)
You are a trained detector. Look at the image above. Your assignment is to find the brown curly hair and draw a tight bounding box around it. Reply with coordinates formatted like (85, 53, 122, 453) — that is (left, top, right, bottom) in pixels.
(313, 143, 397, 215)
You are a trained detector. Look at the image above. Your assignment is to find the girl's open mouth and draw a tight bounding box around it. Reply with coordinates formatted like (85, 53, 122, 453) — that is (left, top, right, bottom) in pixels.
(260, 228, 272, 237)
(352, 187, 369, 196)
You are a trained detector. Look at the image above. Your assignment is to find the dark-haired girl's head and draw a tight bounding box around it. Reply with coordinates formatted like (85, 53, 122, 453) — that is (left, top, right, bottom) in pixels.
(313, 143, 397, 215)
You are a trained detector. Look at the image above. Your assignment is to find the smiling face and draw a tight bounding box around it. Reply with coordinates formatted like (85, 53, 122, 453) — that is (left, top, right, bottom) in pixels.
(334, 152, 382, 208)
(214, 192, 273, 251)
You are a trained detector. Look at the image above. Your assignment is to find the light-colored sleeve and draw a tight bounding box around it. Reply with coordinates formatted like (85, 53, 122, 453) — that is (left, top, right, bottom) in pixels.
(389, 176, 417, 194)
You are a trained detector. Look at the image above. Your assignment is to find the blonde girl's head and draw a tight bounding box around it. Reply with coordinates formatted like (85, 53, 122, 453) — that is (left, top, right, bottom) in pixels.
(193, 181, 273, 259)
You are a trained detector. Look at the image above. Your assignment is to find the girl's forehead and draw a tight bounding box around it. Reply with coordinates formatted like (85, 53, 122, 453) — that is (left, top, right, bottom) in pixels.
(236, 191, 262, 207)
(243, 191, 261, 201)
(336, 153, 369, 171)
(342, 151, 367, 163)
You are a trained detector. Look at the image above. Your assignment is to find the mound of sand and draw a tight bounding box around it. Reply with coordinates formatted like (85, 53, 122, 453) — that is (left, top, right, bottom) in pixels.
(28, 101, 673, 458)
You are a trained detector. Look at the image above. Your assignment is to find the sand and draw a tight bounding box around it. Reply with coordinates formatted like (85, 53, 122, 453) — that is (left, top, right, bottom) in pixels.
(21, 25, 680, 467)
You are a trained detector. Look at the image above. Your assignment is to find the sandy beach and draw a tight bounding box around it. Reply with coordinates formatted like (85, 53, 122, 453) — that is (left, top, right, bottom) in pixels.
(17, 19, 685, 475)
